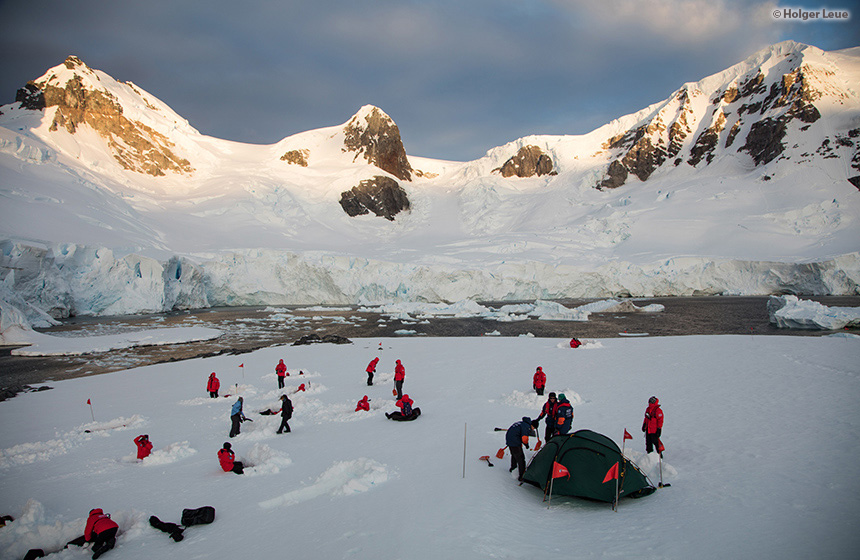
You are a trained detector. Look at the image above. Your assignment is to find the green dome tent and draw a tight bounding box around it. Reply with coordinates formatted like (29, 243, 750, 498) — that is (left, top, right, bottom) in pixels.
(522, 429, 656, 503)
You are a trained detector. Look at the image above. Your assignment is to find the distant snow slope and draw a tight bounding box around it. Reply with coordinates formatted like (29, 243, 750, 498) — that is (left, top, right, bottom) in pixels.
(1, 42, 859, 320)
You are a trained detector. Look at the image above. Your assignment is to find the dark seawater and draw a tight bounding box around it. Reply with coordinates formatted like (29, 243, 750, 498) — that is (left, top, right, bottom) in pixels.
(1, 296, 858, 398)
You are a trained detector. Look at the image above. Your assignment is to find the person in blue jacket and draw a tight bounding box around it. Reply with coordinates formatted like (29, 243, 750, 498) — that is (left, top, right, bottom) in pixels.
(229, 396, 246, 438)
(554, 393, 574, 435)
(505, 416, 536, 482)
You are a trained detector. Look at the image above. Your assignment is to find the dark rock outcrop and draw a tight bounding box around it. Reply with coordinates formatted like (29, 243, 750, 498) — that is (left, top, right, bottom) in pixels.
(280, 149, 309, 166)
(292, 333, 352, 346)
(339, 176, 410, 221)
(494, 145, 555, 178)
(741, 117, 788, 165)
(15, 83, 45, 110)
(343, 106, 413, 181)
(598, 160, 629, 189)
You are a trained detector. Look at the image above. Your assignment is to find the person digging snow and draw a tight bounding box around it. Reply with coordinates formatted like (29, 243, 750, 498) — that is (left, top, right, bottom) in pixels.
(394, 359, 406, 399)
(355, 395, 370, 412)
(229, 396, 247, 438)
(505, 417, 535, 482)
(386, 394, 421, 421)
(133, 434, 152, 460)
(207, 372, 220, 398)
(532, 366, 546, 396)
(366, 357, 379, 386)
(218, 442, 244, 474)
(84, 508, 119, 559)
(643, 396, 664, 456)
(536, 392, 558, 441)
(554, 393, 574, 435)
(276, 394, 293, 434)
(275, 359, 288, 389)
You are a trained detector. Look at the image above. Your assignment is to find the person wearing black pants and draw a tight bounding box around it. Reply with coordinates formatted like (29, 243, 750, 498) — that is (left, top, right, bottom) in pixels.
(91, 526, 118, 559)
(276, 394, 293, 434)
(505, 417, 535, 482)
(229, 397, 244, 438)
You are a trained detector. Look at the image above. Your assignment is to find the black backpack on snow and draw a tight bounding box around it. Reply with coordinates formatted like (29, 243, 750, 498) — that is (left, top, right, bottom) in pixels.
(181, 506, 216, 526)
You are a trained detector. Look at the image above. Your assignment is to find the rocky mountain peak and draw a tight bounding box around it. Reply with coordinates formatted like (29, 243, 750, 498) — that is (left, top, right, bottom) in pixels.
(16, 56, 193, 177)
(342, 105, 413, 181)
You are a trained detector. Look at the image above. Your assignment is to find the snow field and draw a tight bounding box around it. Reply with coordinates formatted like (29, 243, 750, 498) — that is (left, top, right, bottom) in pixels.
(0, 335, 858, 559)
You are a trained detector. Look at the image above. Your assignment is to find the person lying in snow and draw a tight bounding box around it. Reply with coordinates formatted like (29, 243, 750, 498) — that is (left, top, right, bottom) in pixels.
(84, 508, 119, 559)
(355, 395, 370, 412)
(218, 442, 244, 474)
(133, 434, 152, 460)
(385, 394, 421, 421)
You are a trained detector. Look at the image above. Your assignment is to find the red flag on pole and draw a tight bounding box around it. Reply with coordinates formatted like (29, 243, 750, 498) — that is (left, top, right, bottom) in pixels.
(551, 461, 570, 479)
(87, 399, 91, 405)
(239, 363, 244, 368)
(657, 439, 665, 453)
(602, 462, 619, 483)
(623, 429, 633, 441)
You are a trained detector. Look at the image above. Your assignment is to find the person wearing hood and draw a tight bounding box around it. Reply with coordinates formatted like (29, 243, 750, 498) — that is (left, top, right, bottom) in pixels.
(207, 372, 220, 398)
(554, 393, 574, 435)
(642, 396, 664, 455)
(505, 416, 536, 482)
(133, 434, 152, 460)
(217, 442, 244, 474)
(386, 394, 421, 421)
(229, 397, 246, 438)
(275, 359, 288, 389)
(84, 508, 119, 559)
(533, 367, 546, 396)
(276, 394, 293, 434)
(355, 395, 370, 412)
(366, 357, 379, 386)
(536, 392, 558, 441)
(394, 359, 406, 399)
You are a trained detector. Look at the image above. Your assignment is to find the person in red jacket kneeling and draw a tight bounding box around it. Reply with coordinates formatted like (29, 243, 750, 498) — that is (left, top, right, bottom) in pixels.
(218, 442, 244, 474)
(133, 434, 152, 460)
(355, 395, 370, 412)
(85, 508, 119, 559)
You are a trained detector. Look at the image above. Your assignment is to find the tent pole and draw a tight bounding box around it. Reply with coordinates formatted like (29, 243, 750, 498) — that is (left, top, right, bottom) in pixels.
(462, 423, 467, 479)
(547, 477, 554, 508)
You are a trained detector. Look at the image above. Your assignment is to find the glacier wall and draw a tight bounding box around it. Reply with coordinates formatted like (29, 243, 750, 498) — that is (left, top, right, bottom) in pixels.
(1, 240, 859, 323)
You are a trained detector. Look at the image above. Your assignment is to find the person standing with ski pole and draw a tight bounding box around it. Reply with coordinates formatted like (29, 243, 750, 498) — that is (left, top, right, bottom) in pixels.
(642, 396, 664, 456)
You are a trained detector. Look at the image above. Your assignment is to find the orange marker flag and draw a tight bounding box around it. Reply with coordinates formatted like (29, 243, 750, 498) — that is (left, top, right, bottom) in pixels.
(624, 429, 633, 441)
(602, 462, 619, 484)
(551, 461, 570, 479)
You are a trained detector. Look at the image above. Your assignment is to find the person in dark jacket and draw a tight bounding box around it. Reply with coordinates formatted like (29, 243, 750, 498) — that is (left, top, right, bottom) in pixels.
(276, 394, 293, 434)
(84, 508, 119, 559)
(217, 442, 244, 474)
(642, 396, 664, 455)
(207, 372, 220, 398)
(366, 357, 379, 386)
(133, 434, 152, 460)
(554, 393, 573, 435)
(505, 417, 535, 482)
(229, 397, 246, 438)
(536, 392, 558, 441)
(533, 367, 546, 396)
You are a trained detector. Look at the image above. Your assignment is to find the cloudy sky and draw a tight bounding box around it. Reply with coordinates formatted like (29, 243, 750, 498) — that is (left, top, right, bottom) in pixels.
(1, 0, 857, 161)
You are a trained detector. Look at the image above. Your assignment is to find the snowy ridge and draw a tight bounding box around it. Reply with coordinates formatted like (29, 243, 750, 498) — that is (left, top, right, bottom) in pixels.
(2, 42, 860, 323)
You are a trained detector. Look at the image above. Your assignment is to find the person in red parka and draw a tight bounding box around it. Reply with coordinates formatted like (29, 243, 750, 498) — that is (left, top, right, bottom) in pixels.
(569, 337, 582, 348)
(275, 359, 288, 389)
(532, 367, 546, 396)
(355, 395, 370, 412)
(642, 396, 664, 456)
(386, 394, 421, 421)
(84, 508, 119, 559)
(207, 372, 220, 398)
(394, 359, 405, 399)
(218, 442, 244, 474)
(366, 357, 379, 386)
(133, 434, 152, 460)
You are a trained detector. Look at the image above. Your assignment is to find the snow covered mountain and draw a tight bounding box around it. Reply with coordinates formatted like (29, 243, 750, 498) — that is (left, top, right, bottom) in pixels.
(1, 41, 859, 324)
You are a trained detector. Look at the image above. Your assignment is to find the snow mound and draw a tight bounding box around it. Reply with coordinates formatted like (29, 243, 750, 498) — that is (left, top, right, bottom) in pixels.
(768, 295, 860, 330)
(499, 389, 584, 409)
(258, 458, 391, 508)
(243, 443, 292, 476)
(142, 441, 197, 466)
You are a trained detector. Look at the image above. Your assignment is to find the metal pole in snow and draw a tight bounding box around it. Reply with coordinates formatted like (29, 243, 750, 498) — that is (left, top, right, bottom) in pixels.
(87, 399, 95, 421)
(547, 476, 554, 508)
(462, 423, 467, 478)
